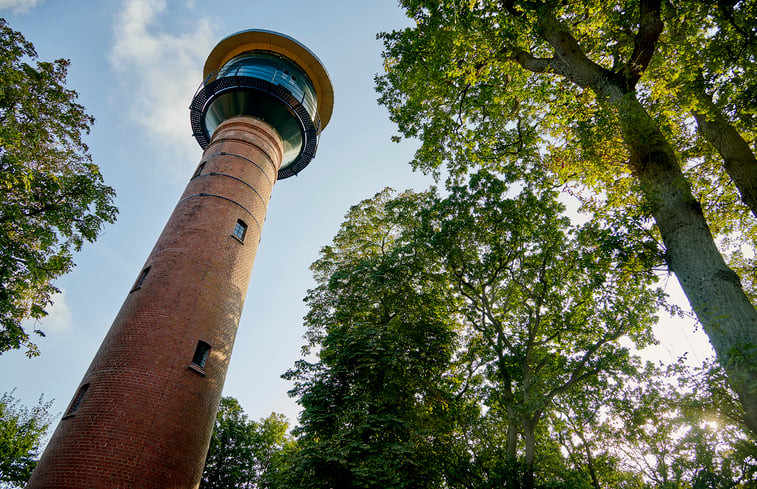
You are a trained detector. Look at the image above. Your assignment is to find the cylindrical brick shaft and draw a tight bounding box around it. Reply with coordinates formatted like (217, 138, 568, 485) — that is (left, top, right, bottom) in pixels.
(26, 117, 283, 489)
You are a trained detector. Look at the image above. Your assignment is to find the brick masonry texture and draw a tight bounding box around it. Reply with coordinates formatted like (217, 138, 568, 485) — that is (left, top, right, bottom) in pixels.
(26, 117, 284, 489)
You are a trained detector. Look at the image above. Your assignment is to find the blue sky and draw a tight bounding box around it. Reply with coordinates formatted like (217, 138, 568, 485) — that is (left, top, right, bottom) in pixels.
(0, 0, 712, 432)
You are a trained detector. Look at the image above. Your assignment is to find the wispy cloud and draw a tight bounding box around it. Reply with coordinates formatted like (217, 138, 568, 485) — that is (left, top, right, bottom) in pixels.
(45, 291, 73, 332)
(0, 0, 44, 14)
(26, 291, 74, 333)
(109, 0, 217, 178)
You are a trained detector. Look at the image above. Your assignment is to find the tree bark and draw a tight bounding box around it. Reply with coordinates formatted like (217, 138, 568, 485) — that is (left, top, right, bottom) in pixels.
(614, 93, 757, 436)
(576, 429, 601, 489)
(522, 419, 536, 489)
(505, 419, 520, 489)
(692, 85, 757, 218)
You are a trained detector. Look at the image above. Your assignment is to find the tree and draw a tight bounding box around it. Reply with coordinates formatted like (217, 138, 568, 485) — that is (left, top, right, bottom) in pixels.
(376, 0, 757, 436)
(550, 391, 644, 489)
(415, 173, 665, 488)
(200, 397, 294, 489)
(663, 2, 757, 219)
(289, 173, 668, 488)
(285, 189, 463, 489)
(0, 390, 53, 488)
(0, 18, 117, 356)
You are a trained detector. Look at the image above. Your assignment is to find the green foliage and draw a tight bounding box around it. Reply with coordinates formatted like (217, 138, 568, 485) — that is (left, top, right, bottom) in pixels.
(639, 0, 757, 296)
(200, 397, 294, 489)
(0, 390, 53, 488)
(376, 0, 757, 438)
(0, 18, 117, 357)
(420, 172, 666, 488)
(376, 0, 754, 197)
(288, 172, 683, 488)
(376, 0, 756, 257)
(286, 189, 462, 489)
(588, 360, 757, 488)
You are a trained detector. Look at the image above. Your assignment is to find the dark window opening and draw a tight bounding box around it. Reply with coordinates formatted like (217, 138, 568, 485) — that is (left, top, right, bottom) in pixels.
(192, 341, 210, 369)
(65, 383, 89, 416)
(194, 162, 206, 178)
(232, 219, 247, 242)
(132, 266, 151, 291)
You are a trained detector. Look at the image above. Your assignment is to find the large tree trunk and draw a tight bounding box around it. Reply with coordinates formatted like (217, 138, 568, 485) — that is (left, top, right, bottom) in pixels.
(522, 419, 536, 489)
(692, 84, 757, 218)
(505, 420, 520, 489)
(615, 93, 757, 435)
(534, 7, 757, 437)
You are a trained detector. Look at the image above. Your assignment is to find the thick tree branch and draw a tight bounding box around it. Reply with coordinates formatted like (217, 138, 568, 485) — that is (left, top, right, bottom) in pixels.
(511, 6, 662, 98)
(716, 0, 751, 40)
(510, 50, 552, 73)
(690, 75, 757, 218)
(625, 0, 664, 85)
(500, 0, 544, 17)
(535, 10, 620, 95)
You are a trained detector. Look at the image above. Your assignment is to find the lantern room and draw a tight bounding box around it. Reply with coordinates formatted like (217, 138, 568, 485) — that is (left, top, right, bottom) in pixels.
(190, 29, 334, 178)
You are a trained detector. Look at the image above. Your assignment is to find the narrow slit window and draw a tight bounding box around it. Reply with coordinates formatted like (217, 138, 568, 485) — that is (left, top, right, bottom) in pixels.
(194, 162, 206, 178)
(132, 266, 151, 291)
(66, 383, 89, 416)
(192, 341, 210, 369)
(232, 219, 247, 242)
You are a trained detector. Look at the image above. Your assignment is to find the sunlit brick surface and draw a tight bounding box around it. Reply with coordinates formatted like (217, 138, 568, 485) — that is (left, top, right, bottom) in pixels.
(26, 117, 283, 489)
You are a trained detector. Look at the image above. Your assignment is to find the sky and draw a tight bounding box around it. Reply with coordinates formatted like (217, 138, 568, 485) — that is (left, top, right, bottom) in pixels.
(0, 0, 714, 435)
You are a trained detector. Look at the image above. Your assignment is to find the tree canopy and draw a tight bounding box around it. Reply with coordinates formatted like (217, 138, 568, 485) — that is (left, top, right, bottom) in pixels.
(0, 19, 117, 356)
(201, 3, 757, 485)
(375, 0, 757, 436)
(281, 173, 751, 488)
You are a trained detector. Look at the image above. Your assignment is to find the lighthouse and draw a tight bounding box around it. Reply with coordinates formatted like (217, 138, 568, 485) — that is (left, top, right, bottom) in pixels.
(26, 30, 333, 488)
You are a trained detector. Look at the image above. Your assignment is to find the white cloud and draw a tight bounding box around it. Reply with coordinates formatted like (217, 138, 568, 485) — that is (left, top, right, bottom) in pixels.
(0, 0, 43, 14)
(36, 291, 74, 333)
(109, 0, 217, 178)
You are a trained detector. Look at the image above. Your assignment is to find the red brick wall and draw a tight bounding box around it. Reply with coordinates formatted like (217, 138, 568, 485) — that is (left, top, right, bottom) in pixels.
(26, 117, 283, 489)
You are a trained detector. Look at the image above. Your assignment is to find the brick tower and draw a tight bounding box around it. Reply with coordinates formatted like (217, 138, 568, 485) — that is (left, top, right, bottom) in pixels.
(26, 30, 333, 489)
